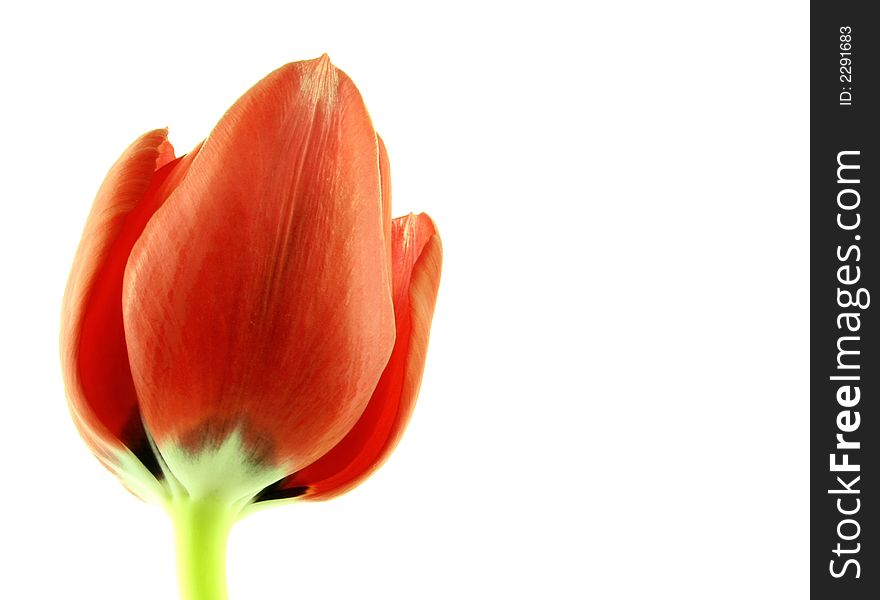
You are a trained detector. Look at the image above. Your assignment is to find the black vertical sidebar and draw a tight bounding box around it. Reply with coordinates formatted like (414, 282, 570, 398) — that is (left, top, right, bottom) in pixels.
(812, 4, 879, 598)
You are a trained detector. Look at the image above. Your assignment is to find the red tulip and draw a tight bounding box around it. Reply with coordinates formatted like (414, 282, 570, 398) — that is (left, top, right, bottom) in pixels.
(60, 55, 441, 600)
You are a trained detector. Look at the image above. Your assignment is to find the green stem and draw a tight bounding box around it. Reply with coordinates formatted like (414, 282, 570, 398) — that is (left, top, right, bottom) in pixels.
(171, 498, 235, 600)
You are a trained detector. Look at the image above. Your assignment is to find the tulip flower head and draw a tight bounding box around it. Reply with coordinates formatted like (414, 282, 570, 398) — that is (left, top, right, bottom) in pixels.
(61, 55, 441, 600)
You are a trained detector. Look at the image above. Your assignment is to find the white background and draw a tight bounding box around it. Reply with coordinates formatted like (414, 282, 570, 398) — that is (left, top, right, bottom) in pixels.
(0, 2, 807, 598)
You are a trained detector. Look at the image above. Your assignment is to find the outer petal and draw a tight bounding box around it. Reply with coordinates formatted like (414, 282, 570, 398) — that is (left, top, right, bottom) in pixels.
(259, 213, 442, 502)
(61, 129, 198, 472)
(122, 56, 395, 477)
(377, 135, 392, 264)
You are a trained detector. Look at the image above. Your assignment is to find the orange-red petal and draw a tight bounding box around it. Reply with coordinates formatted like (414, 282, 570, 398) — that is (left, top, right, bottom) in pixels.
(122, 56, 395, 471)
(262, 213, 442, 501)
(61, 129, 199, 467)
(378, 135, 392, 265)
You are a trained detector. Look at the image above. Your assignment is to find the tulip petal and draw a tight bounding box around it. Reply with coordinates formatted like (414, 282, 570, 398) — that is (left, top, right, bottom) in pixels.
(378, 135, 392, 265)
(258, 213, 441, 502)
(122, 56, 395, 482)
(61, 129, 199, 474)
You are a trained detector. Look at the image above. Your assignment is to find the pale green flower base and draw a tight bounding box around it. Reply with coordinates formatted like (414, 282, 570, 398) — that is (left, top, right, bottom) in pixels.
(112, 429, 293, 600)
